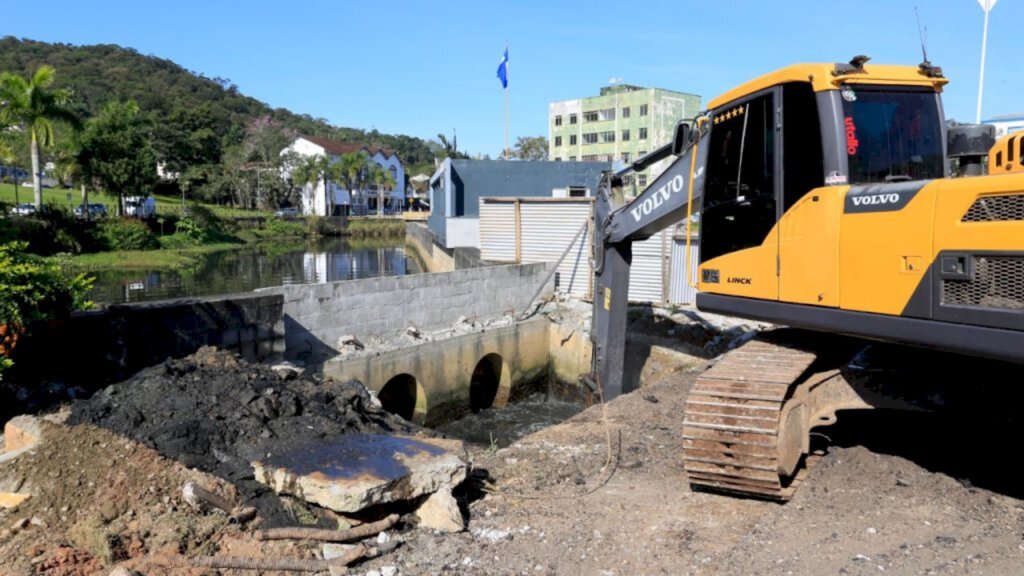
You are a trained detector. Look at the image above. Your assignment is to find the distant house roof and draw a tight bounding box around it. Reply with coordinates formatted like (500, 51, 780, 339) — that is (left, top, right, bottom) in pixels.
(298, 135, 398, 160)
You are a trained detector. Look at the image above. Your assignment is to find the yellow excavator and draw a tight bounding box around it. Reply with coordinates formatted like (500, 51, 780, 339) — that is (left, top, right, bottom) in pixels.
(588, 56, 1024, 500)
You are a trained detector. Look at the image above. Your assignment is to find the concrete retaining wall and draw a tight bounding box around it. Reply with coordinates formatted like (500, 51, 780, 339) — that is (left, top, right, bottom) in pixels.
(9, 294, 285, 393)
(325, 318, 551, 426)
(260, 262, 552, 363)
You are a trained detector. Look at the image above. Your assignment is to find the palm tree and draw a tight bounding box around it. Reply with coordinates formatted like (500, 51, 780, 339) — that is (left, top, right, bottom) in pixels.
(370, 164, 397, 216)
(292, 154, 333, 215)
(0, 65, 80, 209)
(338, 151, 372, 214)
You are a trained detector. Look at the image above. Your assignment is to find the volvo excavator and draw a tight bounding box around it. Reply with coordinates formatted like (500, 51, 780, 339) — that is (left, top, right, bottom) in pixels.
(588, 57, 1024, 500)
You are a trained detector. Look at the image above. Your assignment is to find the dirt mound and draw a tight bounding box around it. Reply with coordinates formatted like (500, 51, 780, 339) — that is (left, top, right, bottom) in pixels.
(67, 347, 425, 525)
(0, 421, 234, 575)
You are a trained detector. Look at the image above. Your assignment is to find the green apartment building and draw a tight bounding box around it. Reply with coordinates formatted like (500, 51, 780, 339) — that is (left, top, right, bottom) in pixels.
(548, 84, 701, 190)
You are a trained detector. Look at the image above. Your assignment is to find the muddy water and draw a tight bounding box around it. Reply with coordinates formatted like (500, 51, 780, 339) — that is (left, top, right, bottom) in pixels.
(436, 393, 585, 448)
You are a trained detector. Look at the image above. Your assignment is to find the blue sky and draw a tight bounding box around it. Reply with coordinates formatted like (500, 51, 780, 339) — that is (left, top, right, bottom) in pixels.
(4, 0, 1020, 157)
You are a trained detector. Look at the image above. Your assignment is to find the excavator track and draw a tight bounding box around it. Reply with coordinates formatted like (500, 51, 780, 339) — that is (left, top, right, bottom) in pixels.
(682, 338, 823, 501)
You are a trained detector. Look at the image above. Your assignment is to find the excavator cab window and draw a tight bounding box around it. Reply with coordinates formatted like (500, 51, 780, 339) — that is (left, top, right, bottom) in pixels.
(701, 92, 776, 262)
(841, 85, 944, 183)
(782, 83, 824, 211)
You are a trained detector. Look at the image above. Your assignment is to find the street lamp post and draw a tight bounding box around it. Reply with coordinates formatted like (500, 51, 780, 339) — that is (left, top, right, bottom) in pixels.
(975, 0, 998, 124)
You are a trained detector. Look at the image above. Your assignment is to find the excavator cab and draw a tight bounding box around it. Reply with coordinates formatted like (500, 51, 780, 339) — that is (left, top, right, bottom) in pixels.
(589, 58, 1024, 500)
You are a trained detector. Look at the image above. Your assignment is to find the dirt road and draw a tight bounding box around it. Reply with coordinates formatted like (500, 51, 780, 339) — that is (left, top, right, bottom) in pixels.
(374, 366, 1024, 576)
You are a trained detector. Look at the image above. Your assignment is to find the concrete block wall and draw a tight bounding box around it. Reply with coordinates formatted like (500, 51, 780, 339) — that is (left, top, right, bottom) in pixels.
(9, 293, 285, 392)
(263, 263, 552, 362)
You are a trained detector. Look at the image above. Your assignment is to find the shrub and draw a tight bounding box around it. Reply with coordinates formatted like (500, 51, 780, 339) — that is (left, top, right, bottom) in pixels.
(0, 242, 94, 380)
(97, 219, 159, 251)
(262, 218, 306, 238)
(176, 217, 210, 244)
(185, 204, 223, 232)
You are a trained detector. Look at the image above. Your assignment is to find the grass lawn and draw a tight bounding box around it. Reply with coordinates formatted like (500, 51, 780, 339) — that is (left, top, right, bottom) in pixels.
(0, 183, 272, 219)
(66, 242, 246, 272)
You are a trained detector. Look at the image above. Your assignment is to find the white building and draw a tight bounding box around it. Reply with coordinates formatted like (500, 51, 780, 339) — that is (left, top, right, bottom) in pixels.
(281, 135, 406, 216)
(984, 115, 1024, 137)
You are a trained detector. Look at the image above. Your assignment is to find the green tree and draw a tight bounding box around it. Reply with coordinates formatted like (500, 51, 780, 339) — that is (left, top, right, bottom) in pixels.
(76, 100, 157, 215)
(513, 136, 549, 161)
(0, 65, 81, 209)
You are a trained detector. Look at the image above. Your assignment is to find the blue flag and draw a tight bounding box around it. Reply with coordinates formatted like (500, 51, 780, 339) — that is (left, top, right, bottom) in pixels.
(496, 48, 508, 89)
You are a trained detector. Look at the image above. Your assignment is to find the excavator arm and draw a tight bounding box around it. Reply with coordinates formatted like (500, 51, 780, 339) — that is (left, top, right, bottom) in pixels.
(589, 119, 709, 400)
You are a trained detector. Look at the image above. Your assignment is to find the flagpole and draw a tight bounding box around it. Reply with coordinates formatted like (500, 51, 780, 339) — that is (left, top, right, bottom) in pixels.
(975, 3, 991, 124)
(504, 43, 510, 160)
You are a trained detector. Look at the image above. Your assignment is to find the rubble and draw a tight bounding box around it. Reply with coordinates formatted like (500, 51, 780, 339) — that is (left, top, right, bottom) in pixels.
(253, 434, 467, 514)
(415, 488, 464, 533)
(67, 347, 426, 525)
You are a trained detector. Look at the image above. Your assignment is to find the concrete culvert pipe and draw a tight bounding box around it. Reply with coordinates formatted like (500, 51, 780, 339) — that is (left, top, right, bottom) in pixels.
(378, 373, 419, 421)
(470, 353, 504, 412)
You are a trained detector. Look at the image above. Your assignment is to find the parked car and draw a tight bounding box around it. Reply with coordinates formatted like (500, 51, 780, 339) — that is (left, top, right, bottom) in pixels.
(124, 196, 156, 218)
(273, 207, 300, 218)
(9, 203, 36, 216)
(73, 203, 108, 219)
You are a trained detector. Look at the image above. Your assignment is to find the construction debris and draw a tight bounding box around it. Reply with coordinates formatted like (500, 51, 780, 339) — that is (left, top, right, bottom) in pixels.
(253, 433, 467, 513)
(67, 347, 425, 525)
(255, 513, 399, 542)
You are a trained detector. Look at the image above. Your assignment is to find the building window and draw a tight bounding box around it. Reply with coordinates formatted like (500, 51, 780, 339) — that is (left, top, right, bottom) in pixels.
(569, 134, 577, 145)
(639, 150, 648, 157)
(582, 154, 599, 162)
(583, 133, 598, 144)
(554, 157, 562, 161)
(622, 106, 630, 118)
(598, 108, 616, 121)
(621, 129, 630, 141)
(570, 114, 578, 125)
(555, 115, 562, 126)
(569, 186, 588, 197)
(569, 156, 577, 161)
(622, 152, 631, 163)
(554, 136, 562, 146)
(584, 111, 599, 122)
(638, 174, 648, 187)
(640, 104, 649, 116)
(639, 127, 648, 140)
(600, 131, 615, 143)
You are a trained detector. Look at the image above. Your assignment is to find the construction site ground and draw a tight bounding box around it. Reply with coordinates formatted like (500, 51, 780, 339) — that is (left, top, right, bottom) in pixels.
(2, 315, 1024, 575)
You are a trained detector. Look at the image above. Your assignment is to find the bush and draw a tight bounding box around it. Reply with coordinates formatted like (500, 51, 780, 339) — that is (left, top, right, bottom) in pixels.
(0, 242, 94, 380)
(348, 218, 405, 238)
(185, 204, 223, 232)
(176, 217, 210, 243)
(97, 219, 159, 251)
(262, 218, 306, 238)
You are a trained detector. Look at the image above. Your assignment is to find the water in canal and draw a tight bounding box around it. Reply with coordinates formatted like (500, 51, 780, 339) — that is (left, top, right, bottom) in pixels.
(89, 238, 420, 304)
(436, 393, 586, 448)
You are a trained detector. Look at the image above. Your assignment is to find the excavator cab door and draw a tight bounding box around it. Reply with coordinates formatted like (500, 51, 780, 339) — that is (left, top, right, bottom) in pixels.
(699, 87, 782, 300)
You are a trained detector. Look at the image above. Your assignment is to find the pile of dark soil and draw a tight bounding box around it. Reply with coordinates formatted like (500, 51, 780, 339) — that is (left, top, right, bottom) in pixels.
(68, 347, 425, 525)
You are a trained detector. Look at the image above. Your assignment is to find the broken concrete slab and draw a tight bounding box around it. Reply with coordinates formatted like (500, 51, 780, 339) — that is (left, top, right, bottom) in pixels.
(4, 415, 41, 454)
(253, 433, 466, 514)
(415, 487, 464, 532)
(0, 492, 30, 509)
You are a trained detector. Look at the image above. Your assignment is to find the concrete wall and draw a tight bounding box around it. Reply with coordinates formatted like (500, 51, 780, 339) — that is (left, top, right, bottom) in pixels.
(445, 216, 479, 249)
(261, 262, 553, 363)
(9, 294, 285, 391)
(325, 318, 551, 426)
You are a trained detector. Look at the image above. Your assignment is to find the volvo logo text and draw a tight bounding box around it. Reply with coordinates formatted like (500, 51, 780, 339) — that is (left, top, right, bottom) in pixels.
(629, 175, 686, 222)
(851, 193, 900, 206)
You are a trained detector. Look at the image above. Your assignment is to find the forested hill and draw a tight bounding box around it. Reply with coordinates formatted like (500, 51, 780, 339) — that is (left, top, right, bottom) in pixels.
(0, 37, 436, 168)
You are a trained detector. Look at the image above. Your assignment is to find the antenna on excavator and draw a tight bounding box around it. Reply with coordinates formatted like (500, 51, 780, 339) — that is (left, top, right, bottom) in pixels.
(915, 6, 930, 65)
